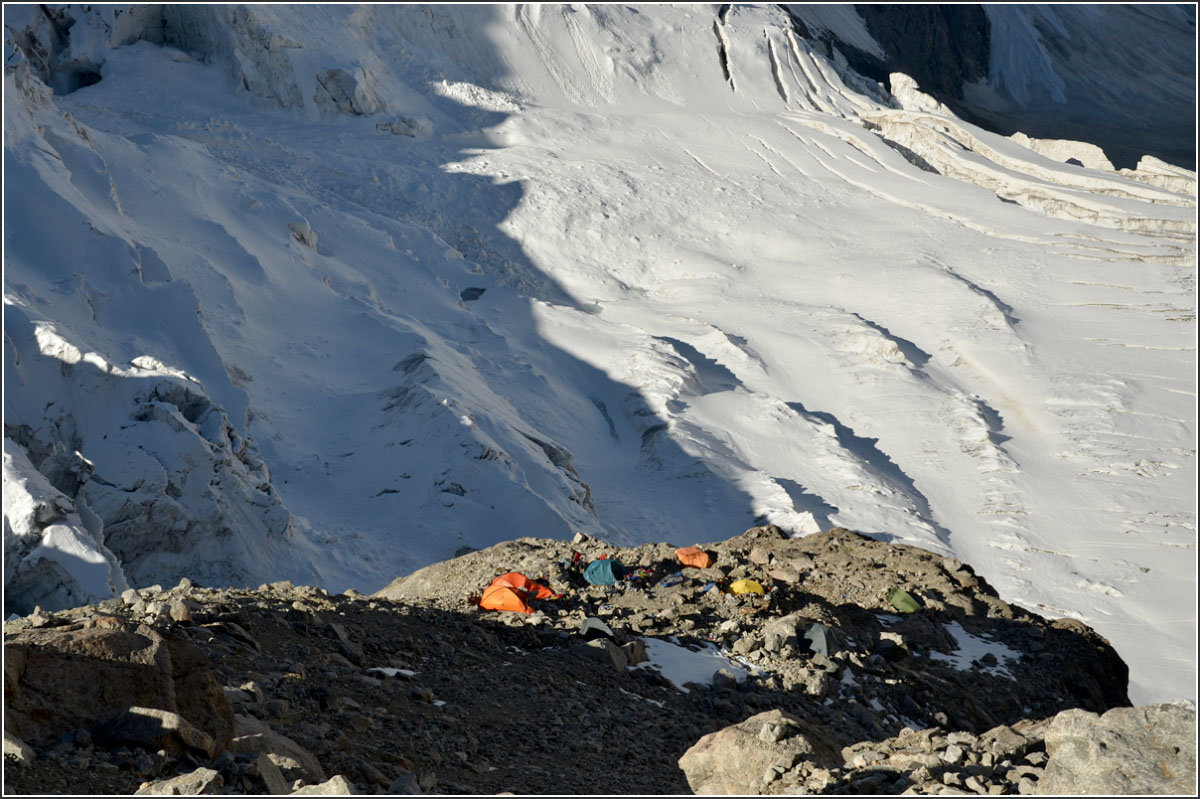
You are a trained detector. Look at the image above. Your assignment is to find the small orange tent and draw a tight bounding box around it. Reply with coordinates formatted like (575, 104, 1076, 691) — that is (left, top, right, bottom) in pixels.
(479, 572, 553, 614)
(675, 546, 714, 569)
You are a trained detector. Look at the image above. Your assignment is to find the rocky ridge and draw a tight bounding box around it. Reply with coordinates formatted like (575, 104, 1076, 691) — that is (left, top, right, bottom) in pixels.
(4, 526, 1193, 795)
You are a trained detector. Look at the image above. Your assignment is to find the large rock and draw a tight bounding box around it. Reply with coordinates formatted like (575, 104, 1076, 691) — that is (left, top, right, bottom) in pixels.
(678, 709, 841, 794)
(230, 714, 325, 783)
(3, 731, 34, 764)
(3, 622, 232, 751)
(1036, 703, 1196, 795)
(134, 767, 224, 795)
(96, 706, 217, 760)
(164, 635, 236, 748)
(292, 775, 357, 795)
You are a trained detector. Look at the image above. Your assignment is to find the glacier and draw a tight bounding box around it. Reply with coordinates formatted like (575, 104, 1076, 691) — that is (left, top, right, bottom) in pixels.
(2, 4, 1195, 705)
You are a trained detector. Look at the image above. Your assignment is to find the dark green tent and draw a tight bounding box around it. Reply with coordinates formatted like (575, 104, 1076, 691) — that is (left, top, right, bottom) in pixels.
(584, 559, 626, 585)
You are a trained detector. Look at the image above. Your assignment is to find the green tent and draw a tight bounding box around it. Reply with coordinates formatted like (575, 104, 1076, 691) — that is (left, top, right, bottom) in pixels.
(886, 587, 920, 613)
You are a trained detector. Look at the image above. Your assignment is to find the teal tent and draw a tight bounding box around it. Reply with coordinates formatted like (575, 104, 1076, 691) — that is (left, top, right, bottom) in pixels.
(584, 559, 626, 585)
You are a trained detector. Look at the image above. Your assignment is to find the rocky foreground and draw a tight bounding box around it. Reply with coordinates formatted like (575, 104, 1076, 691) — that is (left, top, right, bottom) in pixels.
(3, 526, 1195, 795)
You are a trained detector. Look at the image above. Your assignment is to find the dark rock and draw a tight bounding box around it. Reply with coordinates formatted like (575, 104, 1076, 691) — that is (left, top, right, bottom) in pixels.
(95, 707, 217, 760)
(387, 769, 421, 795)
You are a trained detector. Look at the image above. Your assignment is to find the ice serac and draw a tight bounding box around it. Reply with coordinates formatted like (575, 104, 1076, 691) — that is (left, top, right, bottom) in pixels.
(3, 299, 319, 601)
(2, 5, 1196, 706)
(2, 437, 128, 616)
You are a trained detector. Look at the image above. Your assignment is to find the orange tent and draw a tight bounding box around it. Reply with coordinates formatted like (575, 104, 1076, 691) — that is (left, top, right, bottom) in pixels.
(479, 572, 553, 614)
(675, 546, 714, 569)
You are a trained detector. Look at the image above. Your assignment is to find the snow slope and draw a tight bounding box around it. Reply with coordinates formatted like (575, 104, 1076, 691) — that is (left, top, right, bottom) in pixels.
(3, 5, 1195, 704)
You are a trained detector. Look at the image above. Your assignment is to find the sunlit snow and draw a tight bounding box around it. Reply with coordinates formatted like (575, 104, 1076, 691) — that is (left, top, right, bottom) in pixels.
(634, 637, 751, 693)
(928, 621, 1022, 680)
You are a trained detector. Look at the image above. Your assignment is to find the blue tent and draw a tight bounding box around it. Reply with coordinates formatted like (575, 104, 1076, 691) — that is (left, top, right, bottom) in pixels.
(584, 559, 626, 585)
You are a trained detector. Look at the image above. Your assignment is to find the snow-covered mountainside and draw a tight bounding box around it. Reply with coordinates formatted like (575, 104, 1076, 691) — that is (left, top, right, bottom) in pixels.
(3, 5, 1195, 705)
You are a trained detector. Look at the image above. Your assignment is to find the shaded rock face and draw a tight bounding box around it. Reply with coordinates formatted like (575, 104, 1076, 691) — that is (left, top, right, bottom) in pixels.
(783, 5, 989, 105)
(785, 4, 1196, 171)
(854, 5, 990, 103)
(1036, 703, 1197, 796)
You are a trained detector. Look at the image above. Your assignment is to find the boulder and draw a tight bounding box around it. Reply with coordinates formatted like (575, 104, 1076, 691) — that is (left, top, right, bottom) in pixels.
(1036, 703, 1196, 795)
(3, 623, 232, 751)
(761, 614, 805, 652)
(678, 709, 841, 794)
(292, 775, 357, 795)
(135, 767, 224, 791)
(230, 714, 325, 783)
(255, 753, 292, 796)
(164, 636, 235, 750)
(3, 731, 34, 764)
(96, 706, 218, 759)
(582, 638, 628, 671)
(134, 767, 223, 795)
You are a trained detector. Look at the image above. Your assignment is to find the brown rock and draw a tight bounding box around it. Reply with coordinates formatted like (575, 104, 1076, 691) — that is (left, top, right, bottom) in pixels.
(4, 624, 174, 745)
(168, 600, 192, 622)
(979, 724, 1029, 758)
(3, 624, 232, 751)
(164, 636, 235, 751)
(769, 567, 799, 583)
(678, 709, 841, 794)
(582, 638, 628, 671)
(622, 639, 648, 666)
(89, 616, 126, 630)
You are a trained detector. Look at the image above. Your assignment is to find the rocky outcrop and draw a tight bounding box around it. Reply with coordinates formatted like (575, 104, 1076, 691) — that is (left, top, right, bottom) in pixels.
(4, 614, 232, 753)
(4, 527, 1188, 796)
(786, 5, 1196, 170)
(854, 5, 990, 104)
(1036, 704, 1196, 796)
(379, 525, 1131, 727)
(681, 700, 1197, 796)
